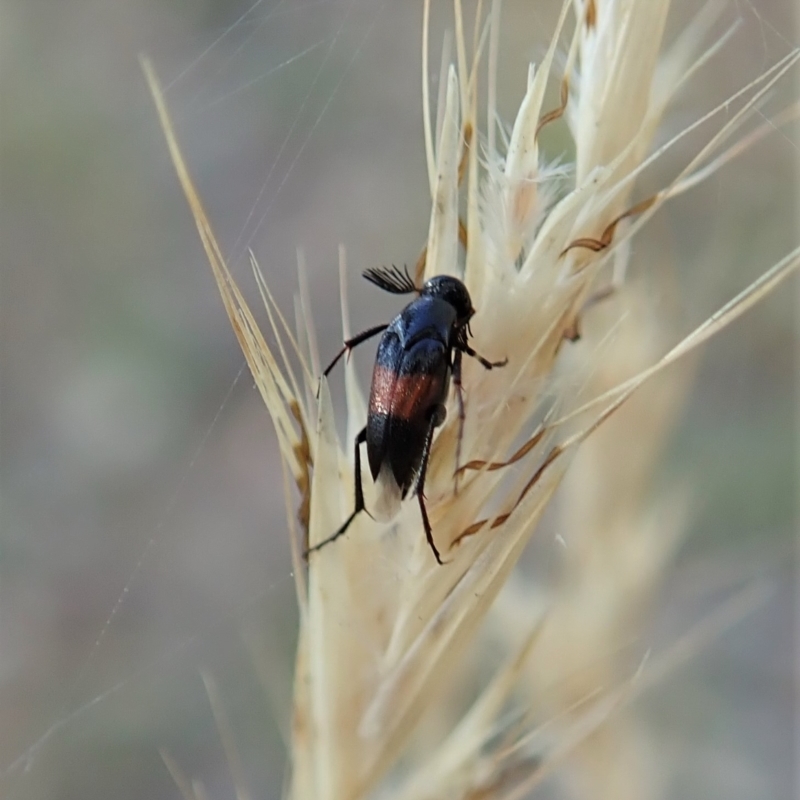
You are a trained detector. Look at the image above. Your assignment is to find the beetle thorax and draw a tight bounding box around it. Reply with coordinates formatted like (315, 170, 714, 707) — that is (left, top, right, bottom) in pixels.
(420, 275, 474, 323)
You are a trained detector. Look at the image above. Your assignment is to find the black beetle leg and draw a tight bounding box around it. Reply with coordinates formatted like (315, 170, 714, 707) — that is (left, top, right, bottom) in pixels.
(322, 323, 389, 379)
(452, 348, 466, 494)
(304, 426, 367, 559)
(461, 342, 508, 371)
(416, 406, 446, 565)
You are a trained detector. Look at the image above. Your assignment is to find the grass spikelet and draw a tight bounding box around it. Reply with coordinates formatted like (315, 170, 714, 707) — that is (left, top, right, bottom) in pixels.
(143, 0, 799, 796)
(508, 275, 694, 800)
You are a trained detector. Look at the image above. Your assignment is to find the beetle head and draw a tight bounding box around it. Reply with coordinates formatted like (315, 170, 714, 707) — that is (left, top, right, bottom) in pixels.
(421, 275, 474, 324)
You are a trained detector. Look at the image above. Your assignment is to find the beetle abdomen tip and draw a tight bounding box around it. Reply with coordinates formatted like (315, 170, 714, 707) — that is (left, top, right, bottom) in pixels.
(372, 465, 403, 522)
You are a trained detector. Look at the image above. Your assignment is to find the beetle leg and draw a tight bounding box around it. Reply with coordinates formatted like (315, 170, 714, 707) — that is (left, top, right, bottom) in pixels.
(461, 343, 508, 371)
(416, 410, 444, 565)
(452, 348, 466, 494)
(304, 426, 368, 559)
(322, 323, 389, 379)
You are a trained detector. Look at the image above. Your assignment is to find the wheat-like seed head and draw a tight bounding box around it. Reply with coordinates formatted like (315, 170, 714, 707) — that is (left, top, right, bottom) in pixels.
(144, 0, 800, 797)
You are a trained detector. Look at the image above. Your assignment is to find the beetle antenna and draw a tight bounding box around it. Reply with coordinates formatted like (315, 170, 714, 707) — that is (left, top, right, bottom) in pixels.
(363, 264, 419, 295)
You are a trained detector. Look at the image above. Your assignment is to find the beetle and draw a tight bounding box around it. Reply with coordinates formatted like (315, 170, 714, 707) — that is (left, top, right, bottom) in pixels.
(305, 266, 507, 564)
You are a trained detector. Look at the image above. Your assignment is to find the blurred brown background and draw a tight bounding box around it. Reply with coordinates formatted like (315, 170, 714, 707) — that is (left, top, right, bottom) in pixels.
(1, 1, 797, 798)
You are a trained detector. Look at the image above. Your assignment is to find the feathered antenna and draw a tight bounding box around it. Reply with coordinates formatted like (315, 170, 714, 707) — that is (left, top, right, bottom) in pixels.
(363, 264, 420, 295)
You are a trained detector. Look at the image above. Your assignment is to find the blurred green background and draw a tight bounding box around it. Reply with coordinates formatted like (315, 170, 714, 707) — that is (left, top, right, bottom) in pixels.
(1, 1, 797, 798)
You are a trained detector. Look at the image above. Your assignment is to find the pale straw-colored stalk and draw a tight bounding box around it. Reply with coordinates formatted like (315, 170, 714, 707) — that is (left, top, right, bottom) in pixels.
(143, 0, 799, 797)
